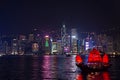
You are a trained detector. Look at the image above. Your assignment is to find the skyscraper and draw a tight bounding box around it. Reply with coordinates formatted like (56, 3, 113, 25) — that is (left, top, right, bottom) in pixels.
(71, 28, 78, 53)
(61, 24, 70, 54)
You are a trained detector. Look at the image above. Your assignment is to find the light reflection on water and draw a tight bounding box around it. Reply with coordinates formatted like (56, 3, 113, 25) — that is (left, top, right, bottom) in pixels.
(0, 55, 119, 80)
(42, 55, 58, 79)
(76, 71, 111, 80)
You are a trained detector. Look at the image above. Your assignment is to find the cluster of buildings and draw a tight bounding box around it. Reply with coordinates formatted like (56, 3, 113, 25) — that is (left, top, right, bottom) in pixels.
(0, 25, 119, 55)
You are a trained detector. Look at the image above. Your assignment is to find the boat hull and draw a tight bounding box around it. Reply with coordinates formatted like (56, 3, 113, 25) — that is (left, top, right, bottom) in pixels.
(76, 63, 110, 72)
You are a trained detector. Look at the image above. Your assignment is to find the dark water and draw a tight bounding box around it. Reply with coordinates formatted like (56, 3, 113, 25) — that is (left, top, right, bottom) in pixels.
(0, 55, 119, 80)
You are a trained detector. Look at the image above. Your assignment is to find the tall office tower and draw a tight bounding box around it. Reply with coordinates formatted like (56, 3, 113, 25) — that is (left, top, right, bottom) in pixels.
(44, 35, 50, 54)
(28, 34, 34, 42)
(35, 34, 41, 42)
(51, 42, 57, 54)
(61, 24, 70, 54)
(18, 35, 27, 55)
(11, 39, 18, 55)
(3, 41, 9, 55)
(0, 37, 2, 53)
(19, 35, 26, 40)
(61, 24, 66, 53)
(85, 36, 90, 50)
(71, 28, 78, 53)
(56, 40, 62, 54)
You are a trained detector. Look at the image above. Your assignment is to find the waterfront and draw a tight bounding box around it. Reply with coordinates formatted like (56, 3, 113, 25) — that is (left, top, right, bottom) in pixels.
(0, 55, 119, 80)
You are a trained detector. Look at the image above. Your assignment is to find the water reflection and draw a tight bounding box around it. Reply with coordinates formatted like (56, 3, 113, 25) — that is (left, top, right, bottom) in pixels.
(60, 55, 77, 80)
(76, 71, 110, 80)
(42, 55, 58, 79)
(31, 56, 41, 80)
(41, 55, 77, 80)
(0, 55, 119, 80)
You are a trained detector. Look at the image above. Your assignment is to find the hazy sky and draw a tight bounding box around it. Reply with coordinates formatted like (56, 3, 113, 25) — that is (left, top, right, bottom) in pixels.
(0, 0, 119, 34)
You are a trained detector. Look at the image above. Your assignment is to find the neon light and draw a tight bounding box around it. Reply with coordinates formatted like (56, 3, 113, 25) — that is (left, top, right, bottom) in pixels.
(72, 35, 76, 39)
(45, 35, 49, 38)
(45, 40, 49, 47)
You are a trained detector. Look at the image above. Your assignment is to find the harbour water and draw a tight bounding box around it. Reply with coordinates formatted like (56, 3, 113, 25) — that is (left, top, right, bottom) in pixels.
(0, 55, 119, 80)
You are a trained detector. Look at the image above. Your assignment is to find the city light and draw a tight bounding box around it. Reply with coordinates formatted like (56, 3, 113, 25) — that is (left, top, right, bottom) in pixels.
(72, 35, 76, 39)
(45, 35, 49, 38)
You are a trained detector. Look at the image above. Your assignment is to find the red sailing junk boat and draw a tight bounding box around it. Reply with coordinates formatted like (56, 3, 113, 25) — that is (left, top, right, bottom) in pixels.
(76, 48, 110, 72)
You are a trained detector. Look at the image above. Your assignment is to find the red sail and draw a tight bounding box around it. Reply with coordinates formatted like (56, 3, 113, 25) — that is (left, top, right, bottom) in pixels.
(88, 48, 102, 62)
(76, 55, 83, 63)
(103, 54, 109, 63)
(88, 53, 94, 62)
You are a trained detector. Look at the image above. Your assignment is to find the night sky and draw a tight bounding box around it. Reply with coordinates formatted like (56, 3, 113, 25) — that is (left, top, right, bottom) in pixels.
(0, 0, 120, 34)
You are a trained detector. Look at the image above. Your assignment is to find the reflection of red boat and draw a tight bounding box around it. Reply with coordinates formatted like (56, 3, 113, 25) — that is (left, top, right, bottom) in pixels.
(76, 71, 110, 80)
(76, 48, 111, 72)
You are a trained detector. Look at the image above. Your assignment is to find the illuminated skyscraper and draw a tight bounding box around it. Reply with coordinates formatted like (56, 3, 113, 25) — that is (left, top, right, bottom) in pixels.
(44, 35, 50, 54)
(28, 34, 34, 42)
(71, 28, 78, 53)
(18, 35, 26, 55)
(51, 42, 57, 54)
(11, 39, 18, 55)
(56, 40, 62, 54)
(19, 35, 26, 40)
(61, 24, 70, 54)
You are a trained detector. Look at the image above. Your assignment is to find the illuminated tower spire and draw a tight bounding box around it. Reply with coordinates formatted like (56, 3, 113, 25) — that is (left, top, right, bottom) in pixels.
(61, 24, 66, 53)
(61, 24, 70, 54)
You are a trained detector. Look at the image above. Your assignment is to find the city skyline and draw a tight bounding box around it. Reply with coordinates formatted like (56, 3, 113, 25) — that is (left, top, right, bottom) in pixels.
(0, 0, 119, 34)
